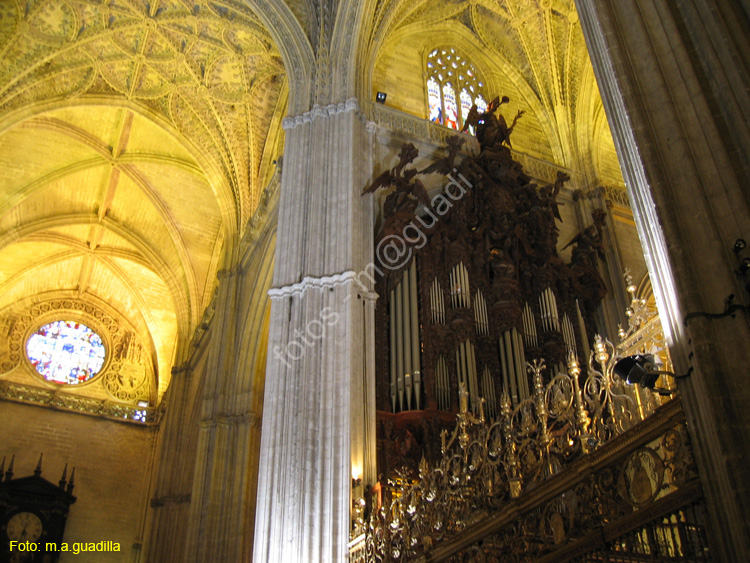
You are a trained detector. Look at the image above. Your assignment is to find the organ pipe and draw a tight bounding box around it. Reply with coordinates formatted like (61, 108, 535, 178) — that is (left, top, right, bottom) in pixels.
(389, 264, 424, 413)
(562, 313, 577, 355)
(481, 366, 497, 419)
(510, 328, 525, 401)
(439, 282, 445, 322)
(513, 327, 529, 400)
(430, 279, 442, 324)
(433, 288, 437, 323)
(388, 290, 398, 412)
(409, 261, 421, 409)
(503, 331, 518, 405)
(450, 268, 456, 308)
(468, 341, 479, 410)
(538, 287, 560, 332)
(498, 328, 530, 406)
(474, 291, 489, 335)
(499, 336, 510, 402)
(522, 303, 538, 347)
(402, 269, 412, 411)
(450, 263, 471, 308)
(458, 342, 467, 395)
(462, 263, 470, 308)
(394, 282, 404, 411)
(436, 356, 449, 410)
(454, 340, 479, 412)
(455, 346, 463, 407)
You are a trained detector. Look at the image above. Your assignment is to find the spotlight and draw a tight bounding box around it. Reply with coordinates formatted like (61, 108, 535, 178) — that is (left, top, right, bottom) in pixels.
(733, 238, 747, 255)
(740, 257, 750, 275)
(376, 92, 387, 104)
(613, 355, 690, 396)
(613, 355, 660, 389)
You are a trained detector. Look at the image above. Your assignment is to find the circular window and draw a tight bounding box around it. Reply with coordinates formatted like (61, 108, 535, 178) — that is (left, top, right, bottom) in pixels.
(26, 320, 106, 384)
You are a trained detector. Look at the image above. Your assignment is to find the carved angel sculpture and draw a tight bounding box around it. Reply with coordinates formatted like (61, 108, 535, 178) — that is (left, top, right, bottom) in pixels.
(461, 95, 525, 149)
(420, 135, 465, 175)
(363, 143, 431, 209)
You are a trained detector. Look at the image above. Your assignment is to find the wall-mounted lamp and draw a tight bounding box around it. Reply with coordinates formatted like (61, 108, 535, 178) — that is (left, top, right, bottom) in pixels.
(683, 240, 750, 326)
(376, 92, 387, 104)
(733, 238, 746, 255)
(613, 354, 690, 395)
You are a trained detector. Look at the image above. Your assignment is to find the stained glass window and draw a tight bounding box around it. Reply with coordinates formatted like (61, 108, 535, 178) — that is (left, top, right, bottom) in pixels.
(475, 94, 488, 114)
(27, 320, 106, 384)
(427, 77, 442, 123)
(443, 83, 459, 130)
(460, 89, 474, 133)
(425, 48, 486, 131)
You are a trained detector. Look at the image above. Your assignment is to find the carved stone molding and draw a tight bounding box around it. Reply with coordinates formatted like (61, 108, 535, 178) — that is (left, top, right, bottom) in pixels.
(281, 97, 361, 129)
(268, 270, 362, 299)
(602, 184, 631, 208)
(0, 380, 157, 425)
(0, 296, 155, 408)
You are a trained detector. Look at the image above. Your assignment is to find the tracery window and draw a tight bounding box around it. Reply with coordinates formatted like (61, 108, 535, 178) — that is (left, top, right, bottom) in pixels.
(426, 48, 487, 132)
(26, 320, 106, 384)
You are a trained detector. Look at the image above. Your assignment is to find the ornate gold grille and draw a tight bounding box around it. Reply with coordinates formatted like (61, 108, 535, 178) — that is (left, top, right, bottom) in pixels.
(358, 337, 711, 561)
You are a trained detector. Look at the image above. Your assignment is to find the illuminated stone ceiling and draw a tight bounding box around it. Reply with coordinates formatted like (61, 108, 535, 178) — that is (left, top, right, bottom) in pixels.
(0, 0, 287, 398)
(368, 0, 624, 187)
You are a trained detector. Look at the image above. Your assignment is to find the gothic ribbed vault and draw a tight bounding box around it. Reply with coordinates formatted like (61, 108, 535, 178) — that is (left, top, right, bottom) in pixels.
(0, 0, 288, 398)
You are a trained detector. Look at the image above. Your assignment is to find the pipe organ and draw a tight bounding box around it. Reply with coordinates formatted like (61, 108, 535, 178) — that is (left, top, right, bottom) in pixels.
(498, 327, 529, 406)
(450, 262, 471, 309)
(473, 291, 489, 336)
(371, 133, 608, 475)
(389, 260, 421, 412)
(435, 356, 450, 410)
(429, 278, 445, 324)
(521, 303, 538, 347)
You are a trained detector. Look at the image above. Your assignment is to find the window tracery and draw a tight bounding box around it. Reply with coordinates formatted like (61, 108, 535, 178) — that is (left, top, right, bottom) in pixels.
(26, 320, 106, 385)
(426, 48, 487, 132)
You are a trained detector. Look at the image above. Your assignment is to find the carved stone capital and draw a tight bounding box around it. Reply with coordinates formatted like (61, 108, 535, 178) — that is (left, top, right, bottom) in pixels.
(282, 98, 362, 130)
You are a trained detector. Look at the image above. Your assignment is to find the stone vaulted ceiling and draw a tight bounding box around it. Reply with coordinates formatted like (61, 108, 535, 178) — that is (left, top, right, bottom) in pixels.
(368, 0, 624, 187)
(0, 0, 287, 398)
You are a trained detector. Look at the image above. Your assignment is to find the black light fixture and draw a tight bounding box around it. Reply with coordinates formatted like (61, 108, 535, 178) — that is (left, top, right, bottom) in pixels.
(613, 354, 690, 396)
(733, 238, 747, 255)
(376, 91, 387, 104)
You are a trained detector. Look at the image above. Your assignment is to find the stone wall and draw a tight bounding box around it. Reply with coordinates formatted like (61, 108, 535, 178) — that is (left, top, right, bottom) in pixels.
(0, 401, 156, 562)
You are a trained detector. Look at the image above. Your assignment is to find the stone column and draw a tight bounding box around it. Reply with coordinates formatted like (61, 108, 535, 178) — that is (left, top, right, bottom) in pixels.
(182, 265, 260, 563)
(575, 1, 750, 560)
(144, 362, 199, 563)
(253, 99, 375, 562)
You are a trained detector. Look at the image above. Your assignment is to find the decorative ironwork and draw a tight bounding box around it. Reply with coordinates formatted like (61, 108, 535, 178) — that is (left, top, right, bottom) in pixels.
(360, 336, 699, 562)
(616, 269, 672, 415)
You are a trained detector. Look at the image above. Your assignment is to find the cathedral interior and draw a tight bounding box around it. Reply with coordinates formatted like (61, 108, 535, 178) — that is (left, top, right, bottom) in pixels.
(0, 0, 748, 561)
